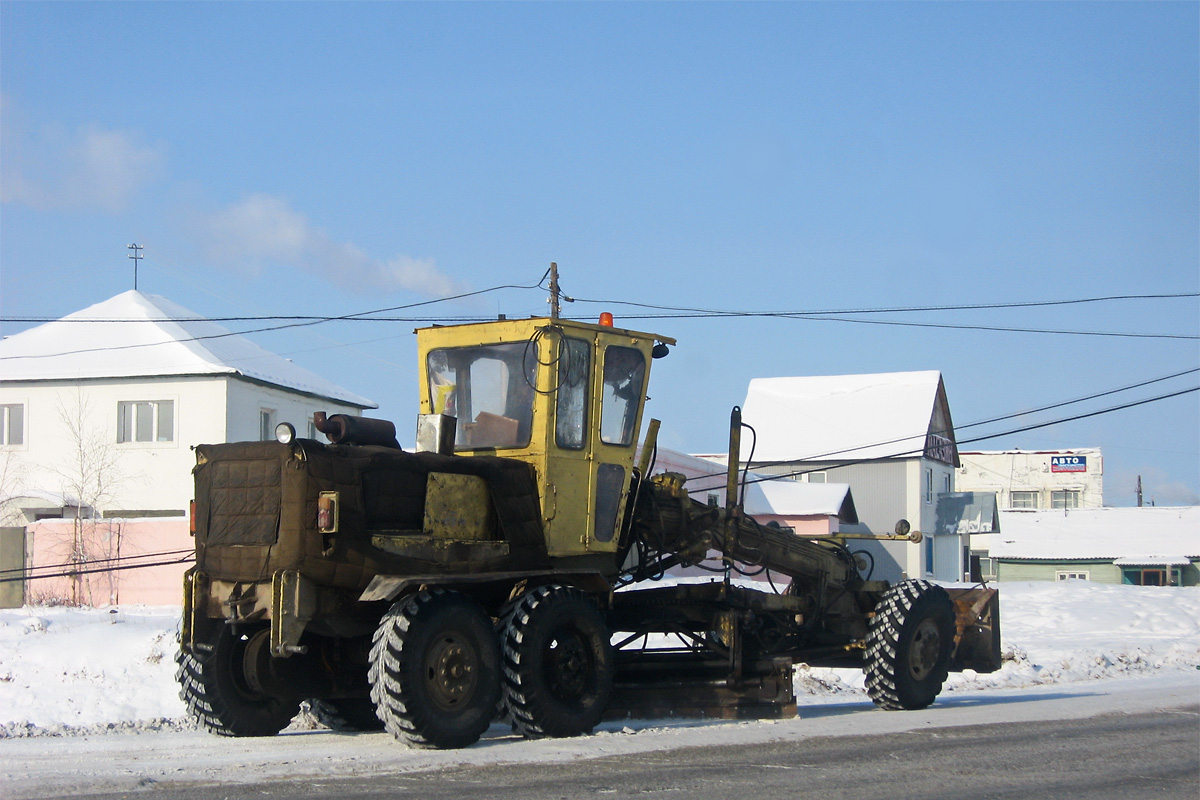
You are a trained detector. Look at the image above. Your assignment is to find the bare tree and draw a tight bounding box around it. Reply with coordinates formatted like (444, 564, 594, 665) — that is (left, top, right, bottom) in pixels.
(51, 389, 129, 605)
(0, 449, 30, 527)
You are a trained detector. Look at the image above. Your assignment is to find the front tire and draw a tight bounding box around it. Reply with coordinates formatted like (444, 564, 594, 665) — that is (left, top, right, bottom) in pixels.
(863, 580, 955, 711)
(368, 589, 501, 749)
(175, 625, 300, 737)
(499, 584, 614, 738)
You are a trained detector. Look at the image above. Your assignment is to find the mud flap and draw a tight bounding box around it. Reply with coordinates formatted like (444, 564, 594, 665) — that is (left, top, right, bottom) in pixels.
(946, 587, 1001, 674)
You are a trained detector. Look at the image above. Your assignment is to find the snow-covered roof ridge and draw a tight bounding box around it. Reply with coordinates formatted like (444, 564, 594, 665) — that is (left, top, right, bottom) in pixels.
(741, 369, 948, 463)
(990, 506, 1200, 561)
(0, 291, 376, 408)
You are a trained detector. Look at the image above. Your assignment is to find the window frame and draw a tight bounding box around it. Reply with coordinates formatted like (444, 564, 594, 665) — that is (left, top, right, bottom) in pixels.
(1010, 490, 1038, 509)
(1056, 570, 1090, 581)
(117, 399, 175, 444)
(0, 403, 25, 447)
(1051, 490, 1081, 510)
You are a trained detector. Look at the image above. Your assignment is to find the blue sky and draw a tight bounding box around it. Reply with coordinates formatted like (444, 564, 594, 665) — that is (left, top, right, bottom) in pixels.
(2, 2, 1197, 505)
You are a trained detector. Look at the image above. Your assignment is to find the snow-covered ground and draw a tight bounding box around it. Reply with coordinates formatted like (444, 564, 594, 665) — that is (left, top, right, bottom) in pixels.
(1, 581, 1197, 737)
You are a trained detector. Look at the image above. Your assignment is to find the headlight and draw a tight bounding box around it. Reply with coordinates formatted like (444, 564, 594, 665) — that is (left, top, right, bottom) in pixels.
(275, 422, 296, 444)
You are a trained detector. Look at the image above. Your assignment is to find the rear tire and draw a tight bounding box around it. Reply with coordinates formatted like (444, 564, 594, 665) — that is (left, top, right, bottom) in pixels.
(499, 584, 613, 738)
(369, 589, 501, 749)
(175, 626, 300, 737)
(863, 580, 955, 710)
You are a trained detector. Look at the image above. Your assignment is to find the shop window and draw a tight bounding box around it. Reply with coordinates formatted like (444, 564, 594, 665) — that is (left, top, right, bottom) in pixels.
(1, 404, 24, 446)
(118, 400, 174, 443)
(1123, 568, 1167, 586)
(1051, 490, 1080, 509)
(1010, 491, 1038, 509)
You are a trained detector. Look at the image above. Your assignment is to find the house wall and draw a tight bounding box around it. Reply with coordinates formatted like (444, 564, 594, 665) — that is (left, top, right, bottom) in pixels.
(957, 450, 1103, 509)
(997, 559, 1198, 586)
(25, 517, 192, 606)
(749, 458, 963, 583)
(0, 377, 227, 516)
(0, 376, 366, 519)
(752, 514, 838, 537)
(225, 379, 364, 444)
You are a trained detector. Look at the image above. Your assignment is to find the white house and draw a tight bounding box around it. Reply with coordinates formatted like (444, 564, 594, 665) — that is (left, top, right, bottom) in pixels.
(957, 448, 1104, 510)
(736, 370, 969, 583)
(0, 291, 376, 522)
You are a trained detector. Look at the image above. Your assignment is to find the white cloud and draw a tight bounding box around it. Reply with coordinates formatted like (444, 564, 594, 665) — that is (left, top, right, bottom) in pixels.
(199, 194, 460, 297)
(1, 112, 165, 213)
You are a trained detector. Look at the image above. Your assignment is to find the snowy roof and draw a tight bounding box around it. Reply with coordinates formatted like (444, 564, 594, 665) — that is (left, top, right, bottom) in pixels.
(746, 479, 857, 522)
(644, 447, 857, 521)
(741, 371, 946, 463)
(0, 291, 376, 408)
(989, 507, 1200, 562)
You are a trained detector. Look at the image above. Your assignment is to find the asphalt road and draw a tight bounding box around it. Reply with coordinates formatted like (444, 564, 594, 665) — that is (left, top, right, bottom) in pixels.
(71, 707, 1199, 800)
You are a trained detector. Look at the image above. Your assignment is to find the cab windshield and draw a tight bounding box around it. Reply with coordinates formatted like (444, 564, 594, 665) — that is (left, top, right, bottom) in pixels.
(427, 342, 537, 450)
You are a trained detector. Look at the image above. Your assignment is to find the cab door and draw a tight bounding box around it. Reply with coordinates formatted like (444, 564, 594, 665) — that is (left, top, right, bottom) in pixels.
(542, 331, 649, 557)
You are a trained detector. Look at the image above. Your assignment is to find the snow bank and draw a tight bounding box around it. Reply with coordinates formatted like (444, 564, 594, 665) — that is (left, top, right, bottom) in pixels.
(1, 582, 1197, 737)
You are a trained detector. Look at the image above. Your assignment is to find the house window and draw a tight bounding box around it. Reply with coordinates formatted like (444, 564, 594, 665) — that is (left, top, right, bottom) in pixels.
(1056, 570, 1089, 581)
(308, 418, 320, 440)
(807, 472, 827, 484)
(943, 473, 952, 494)
(260, 409, 277, 441)
(1, 404, 24, 446)
(117, 400, 174, 443)
(707, 493, 719, 507)
(1051, 490, 1080, 509)
(1122, 567, 1167, 586)
(976, 555, 997, 581)
(1011, 491, 1038, 509)
(924, 468, 933, 503)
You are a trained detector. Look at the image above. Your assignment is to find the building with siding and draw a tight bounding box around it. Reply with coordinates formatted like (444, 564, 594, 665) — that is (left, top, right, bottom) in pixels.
(733, 371, 970, 584)
(976, 506, 1199, 586)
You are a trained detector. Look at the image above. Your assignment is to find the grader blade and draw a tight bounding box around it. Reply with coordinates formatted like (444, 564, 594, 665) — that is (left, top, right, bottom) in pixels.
(946, 586, 1002, 673)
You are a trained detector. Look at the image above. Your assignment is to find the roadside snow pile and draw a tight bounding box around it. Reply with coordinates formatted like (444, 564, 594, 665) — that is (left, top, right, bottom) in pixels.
(794, 581, 1200, 701)
(0, 582, 1197, 736)
(0, 606, 188, 736)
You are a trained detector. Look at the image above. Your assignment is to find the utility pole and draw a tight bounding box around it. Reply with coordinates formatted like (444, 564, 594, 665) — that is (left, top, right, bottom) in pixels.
(548, 262, 560, 319)
(127, 243, 143, 290)
(1136, 475, 1143, 507)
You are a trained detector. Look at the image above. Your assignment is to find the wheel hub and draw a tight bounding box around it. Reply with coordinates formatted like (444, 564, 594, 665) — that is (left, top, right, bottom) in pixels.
(426, 634, 478, 710)
(907, 618, 942, 681)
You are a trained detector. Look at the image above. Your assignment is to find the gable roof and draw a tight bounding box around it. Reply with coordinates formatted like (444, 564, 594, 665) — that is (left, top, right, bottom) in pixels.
(0, 291, 376, 408)
(989, 506, 1200, 562)
(741, 370, 953, 464)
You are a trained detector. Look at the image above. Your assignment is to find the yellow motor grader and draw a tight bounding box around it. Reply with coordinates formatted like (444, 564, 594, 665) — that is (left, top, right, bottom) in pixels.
(178, 312, 1000, 749)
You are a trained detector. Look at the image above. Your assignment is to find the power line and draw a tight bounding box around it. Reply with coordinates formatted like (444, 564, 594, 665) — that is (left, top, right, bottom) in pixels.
(570, 291, 1200, 317)
(0, 273, 552, 362)
(4, 289, 1195, 325)
(612, 312, 1198, 340)
(734, 367, 1200, 475)
(739, 385, 1199, 486)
